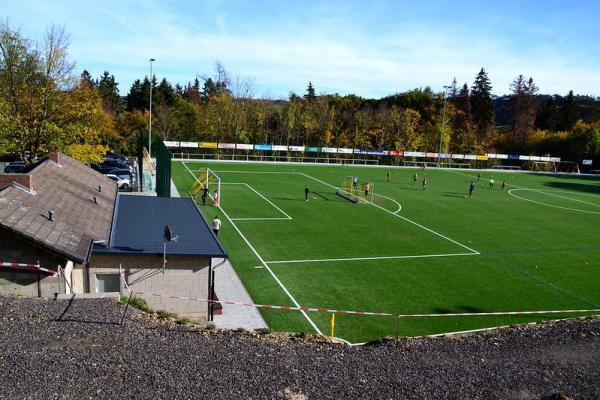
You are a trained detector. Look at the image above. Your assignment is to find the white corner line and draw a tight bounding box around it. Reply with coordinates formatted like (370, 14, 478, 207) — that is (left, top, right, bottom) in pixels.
(182, 161, 323, 336)
(299, 172, 480, 255)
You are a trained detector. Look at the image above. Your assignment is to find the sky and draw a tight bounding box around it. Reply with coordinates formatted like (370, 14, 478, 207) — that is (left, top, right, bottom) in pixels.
(4, 0, 600, 99)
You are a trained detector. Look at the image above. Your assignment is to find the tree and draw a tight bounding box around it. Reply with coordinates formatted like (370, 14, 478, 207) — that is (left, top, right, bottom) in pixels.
(97, 70, 122, 115)
(0, 22, 75, 161)
(470, 68, 495, 139)
(304, 81, 316, 101)
(508, 75, 538, 149)
(80, 70, 94, 88)
(154, 78, 176, 106)
(559, 90, 578, 131)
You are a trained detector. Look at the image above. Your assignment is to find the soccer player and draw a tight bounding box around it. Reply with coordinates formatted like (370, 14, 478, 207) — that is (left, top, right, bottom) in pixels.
(213, 190, 219, 206)
(469, 181, 475, 197)
(422, 178, 427, 190)
(386, 171, 391, 182)
(212, 216, 222, 237)
(201, 186, 209, 205)
(352, 176, 358, 188)
(304, 185, 310, 201)
(501, 180, 506, 190)
(489, 178, 495, 189)
(477, 173, 481, 182)
(413, 173, 418, 184)
(364, 182, 370, 197)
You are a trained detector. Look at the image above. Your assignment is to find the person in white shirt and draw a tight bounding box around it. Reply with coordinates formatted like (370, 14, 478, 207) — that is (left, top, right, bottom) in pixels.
(212, 216, 222, 237)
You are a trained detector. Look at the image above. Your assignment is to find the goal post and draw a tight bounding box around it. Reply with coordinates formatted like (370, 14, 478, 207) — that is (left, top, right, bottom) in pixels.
(531, 161, 580, 174)
(190, 167, 222, 206)
(336, 176, 374, 203)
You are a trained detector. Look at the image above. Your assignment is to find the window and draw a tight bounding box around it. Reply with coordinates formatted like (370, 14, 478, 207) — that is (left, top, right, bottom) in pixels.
(96, 274, 120, 293)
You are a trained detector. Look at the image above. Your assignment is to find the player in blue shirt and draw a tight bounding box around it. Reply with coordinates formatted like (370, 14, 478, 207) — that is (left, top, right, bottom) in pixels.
(469, 181, 475, 197)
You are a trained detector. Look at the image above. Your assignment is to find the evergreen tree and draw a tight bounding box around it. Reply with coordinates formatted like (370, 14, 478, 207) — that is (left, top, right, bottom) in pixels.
(536, 95, 560, 131)
(470, 68, 495, 138)
(559, 90, 578, 131)
(508, 75, 538, 149)
(97, 71, 122, 115)
(125, 77, 154, 111)
(154, 78, 175, 106)
(304, 81, 316, 101)
(452, 83, 472, 132)
(80, 70, 94, 88)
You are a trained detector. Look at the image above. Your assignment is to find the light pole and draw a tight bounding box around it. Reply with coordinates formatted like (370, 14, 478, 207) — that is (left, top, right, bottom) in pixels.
(437, 85, 452, 168)
(148, 58, 155, 160)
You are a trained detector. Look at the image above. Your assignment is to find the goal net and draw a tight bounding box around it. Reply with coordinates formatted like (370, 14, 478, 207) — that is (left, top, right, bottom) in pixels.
(190, 167, 222, 206)
(531, 161, 580, 174)
(336, 176, 374, 203)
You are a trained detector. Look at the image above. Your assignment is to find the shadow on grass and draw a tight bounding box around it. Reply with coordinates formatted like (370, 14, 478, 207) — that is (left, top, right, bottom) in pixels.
(542, 181, 600, 195)
(441, 192, 468, 198)
(432, 305, 487, 314)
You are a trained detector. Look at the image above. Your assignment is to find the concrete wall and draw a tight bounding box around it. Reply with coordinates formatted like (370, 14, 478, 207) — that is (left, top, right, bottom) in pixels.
(90, 254, 210, 320)
(0, 229, 65, 297)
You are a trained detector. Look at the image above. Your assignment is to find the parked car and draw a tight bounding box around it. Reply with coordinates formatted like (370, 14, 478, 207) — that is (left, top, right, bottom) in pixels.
(3, 161, 27, 173)
(105, 174, 130, 190)
(106, 152, 129, 162)
(104, 168, 132, 179)
(90, 163, 117, 174)
(102, 158, 132, 171)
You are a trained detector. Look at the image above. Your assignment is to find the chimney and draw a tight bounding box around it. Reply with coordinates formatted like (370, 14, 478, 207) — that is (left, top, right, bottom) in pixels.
(48, 210, 54, 221)
(0, 175, 33, 190)
(49, 152, 60, 164)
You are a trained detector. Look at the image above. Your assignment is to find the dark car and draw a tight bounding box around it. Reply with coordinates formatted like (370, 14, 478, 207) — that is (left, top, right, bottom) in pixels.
(106, 152, 129, 162)
(102, 158, 131, 171)
(90, 163, 117, 174)
(3, 161, 27, 173)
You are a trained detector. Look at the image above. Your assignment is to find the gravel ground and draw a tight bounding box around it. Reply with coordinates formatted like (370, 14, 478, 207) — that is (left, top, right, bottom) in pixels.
(0, 297, 599, 399)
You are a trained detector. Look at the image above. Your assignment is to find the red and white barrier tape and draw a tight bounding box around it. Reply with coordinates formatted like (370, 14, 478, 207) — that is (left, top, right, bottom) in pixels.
(124, 289, 600, 319)
(0, 261, 57, 276)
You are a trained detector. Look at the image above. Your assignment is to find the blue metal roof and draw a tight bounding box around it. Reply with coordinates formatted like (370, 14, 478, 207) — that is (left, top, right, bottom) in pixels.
(93, 195, 227, 258)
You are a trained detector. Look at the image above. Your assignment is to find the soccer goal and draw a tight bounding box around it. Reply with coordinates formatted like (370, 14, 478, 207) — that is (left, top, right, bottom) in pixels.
(531, 161, 580, 174)
(190, 167, 222, 206)
(336, 176, 374, 203)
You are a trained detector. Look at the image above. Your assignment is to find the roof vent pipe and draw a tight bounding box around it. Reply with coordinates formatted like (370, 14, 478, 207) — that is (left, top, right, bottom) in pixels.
(93, 196, 97, 204)
(48, 210, 54, 221)
(98, 185, 102, 193)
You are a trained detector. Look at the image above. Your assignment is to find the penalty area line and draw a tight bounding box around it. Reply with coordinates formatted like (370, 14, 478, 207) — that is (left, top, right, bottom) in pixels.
(299, 172, 480, 255)
(182, 162, 323, 336)
(266, 252, 479, 265)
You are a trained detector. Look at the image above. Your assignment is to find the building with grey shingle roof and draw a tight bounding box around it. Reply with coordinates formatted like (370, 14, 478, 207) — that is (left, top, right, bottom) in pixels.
(0, 153, 227, 320)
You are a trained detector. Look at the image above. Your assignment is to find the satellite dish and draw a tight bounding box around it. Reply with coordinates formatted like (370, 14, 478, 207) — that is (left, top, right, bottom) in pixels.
(164, 225, 173, 242)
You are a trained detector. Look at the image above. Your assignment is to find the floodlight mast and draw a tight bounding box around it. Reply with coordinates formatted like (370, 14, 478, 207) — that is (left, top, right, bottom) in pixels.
(148, 58, 155, 163)
(437, 85, 452, 168)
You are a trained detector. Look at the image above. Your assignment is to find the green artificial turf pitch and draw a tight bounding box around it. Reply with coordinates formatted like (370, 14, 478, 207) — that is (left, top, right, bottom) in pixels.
(172, 161, 600, 343)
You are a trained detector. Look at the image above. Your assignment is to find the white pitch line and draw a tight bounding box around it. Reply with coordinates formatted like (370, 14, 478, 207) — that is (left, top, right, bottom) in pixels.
(373, 192, 402, 214)
(508, 189, 600, 215)
(266, 252, 479, 265)
(524, 189, 600, 207)
(231, 218, 292, 221)
(299, 172, 480, 255)
(241, 183, 292, 219)
(182, 162, 323, 336)
(214, 170, 299, 174)
(222, 182, 292, 220)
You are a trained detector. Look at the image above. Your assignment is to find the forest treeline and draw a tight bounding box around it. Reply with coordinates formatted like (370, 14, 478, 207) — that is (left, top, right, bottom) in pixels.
(1, 23, 599, 163)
